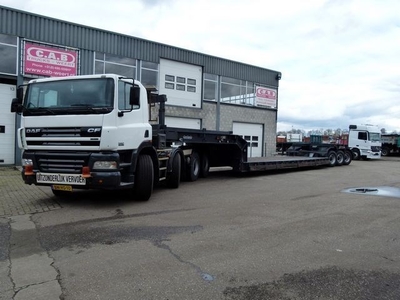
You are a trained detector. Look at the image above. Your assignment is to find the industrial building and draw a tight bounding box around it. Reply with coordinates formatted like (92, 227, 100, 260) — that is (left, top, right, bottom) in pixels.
(0, 5, 281, 165)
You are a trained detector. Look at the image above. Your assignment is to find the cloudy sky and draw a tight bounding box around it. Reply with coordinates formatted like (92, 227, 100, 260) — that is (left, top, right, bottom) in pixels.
(2, 0, 399, 133)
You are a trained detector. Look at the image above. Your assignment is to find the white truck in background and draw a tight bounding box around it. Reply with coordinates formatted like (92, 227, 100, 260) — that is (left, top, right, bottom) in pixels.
(348, 124, 381, 160)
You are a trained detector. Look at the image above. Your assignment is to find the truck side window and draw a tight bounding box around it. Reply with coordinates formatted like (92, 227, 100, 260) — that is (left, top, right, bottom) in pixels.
(358, 132, 367, 140)
(118, 81, 139, 110)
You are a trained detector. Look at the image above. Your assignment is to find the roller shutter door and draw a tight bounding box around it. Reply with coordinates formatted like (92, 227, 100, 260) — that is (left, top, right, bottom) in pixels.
(0, 84, 16, 165)
(159, 59, 202, 108)
(233, 122, 263, 158)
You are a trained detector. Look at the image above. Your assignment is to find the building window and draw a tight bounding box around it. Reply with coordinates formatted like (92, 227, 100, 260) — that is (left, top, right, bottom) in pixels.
(95, 52, 136, 78)
(203, 73, 217, 101)
(140, 61, 158, 88)
(0, 34, 17, 75)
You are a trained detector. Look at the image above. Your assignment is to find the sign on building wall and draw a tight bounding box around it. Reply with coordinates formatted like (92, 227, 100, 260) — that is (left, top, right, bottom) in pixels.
(255, 86, 277, 109)
(24, 42, 78, 77)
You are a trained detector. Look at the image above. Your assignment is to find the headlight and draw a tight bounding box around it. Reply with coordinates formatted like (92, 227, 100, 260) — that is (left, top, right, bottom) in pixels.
(22, 159, 33, 166)
(93, 161, 118, 169)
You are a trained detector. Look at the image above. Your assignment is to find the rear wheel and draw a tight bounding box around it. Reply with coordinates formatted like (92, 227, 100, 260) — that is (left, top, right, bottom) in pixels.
(200, 153, 210, 178)
(166, 153, 181, 189)
(336, 150, 344, 166)
(327, 151, 337, 167)
(343, 150, 352, 165)
(381, 147, 389, 156)
(187, 152, 200, 182)
(134, 154, 154, 201)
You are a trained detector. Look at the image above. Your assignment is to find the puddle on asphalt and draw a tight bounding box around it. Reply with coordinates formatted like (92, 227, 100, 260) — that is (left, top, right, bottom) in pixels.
(342, 186, 400, 198)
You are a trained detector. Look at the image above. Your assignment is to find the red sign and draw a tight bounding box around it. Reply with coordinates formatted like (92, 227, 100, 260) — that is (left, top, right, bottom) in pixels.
(255, 86, 277, 108)
(24, 43, 78, 77)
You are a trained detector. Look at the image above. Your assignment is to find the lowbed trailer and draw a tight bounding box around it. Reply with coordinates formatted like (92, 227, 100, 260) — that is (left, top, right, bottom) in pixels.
(11, 74, 350, 201)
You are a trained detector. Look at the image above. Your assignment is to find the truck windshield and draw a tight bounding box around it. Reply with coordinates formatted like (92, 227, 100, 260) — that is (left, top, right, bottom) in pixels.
(24, 78, 114, 115)
(370, 132, 381, 142)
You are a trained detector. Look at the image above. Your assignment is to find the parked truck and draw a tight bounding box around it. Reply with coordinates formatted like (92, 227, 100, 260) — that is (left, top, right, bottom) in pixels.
(11, 74, 351, 201)
(381, 134, 400, 156)
(347, 124, 381, 160)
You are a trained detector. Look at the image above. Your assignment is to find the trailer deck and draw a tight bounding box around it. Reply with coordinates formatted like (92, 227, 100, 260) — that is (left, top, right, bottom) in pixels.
(241, 155, 330, 172)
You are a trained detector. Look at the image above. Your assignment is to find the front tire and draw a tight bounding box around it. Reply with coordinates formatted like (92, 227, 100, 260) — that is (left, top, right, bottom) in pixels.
(134, 155, 154, 201)
(352, 149, 361, 160)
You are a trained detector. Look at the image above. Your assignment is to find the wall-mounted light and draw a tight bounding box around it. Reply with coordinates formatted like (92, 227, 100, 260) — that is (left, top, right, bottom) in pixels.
(276, 73, 282, 80)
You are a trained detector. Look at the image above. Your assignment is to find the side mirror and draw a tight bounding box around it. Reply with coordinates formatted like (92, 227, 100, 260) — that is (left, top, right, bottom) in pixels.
(11, 98, 23, 113)
(129, 86, 140, 107)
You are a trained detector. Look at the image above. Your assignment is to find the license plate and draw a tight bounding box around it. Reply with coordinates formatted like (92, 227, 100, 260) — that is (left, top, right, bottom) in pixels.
(36, 172, 86, 185)
(52, 185, 73, 192)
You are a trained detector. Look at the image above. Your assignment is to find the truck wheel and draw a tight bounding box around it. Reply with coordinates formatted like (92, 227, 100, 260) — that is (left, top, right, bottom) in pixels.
(352, 149, 360, 160)
(381, 147, 389, 156)
(187, 152, 200, 182)
(336, 150, 344, 166)
(134, 154, 154, 201)
(200, 153, 210, 178)
(166, 153, 181, 189)
(343, 150, 352, 165)
(327, 151, 337, 167)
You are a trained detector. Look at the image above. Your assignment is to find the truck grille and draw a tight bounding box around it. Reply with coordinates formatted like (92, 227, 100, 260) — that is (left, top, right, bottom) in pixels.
(371, 146, 380, 152)
(35, 151, 90, 173)
(25, 127, 101, 147)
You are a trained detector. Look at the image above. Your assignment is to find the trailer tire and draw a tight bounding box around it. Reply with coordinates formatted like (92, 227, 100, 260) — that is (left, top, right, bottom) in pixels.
(336, 150, 344, 166)
(343, 150, 352, 165)
(187, 152, 200, 182)
(166, 153, 181, 189)
(200, 153, 210, 178)
(381, 147, 389, 156)
(134, 154, 154, 201)
(327, 151, 337, 167)
(352, 149, 361, 160)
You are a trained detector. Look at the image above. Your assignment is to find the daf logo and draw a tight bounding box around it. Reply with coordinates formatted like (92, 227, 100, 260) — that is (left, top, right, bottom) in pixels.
(87, 128, 101, 133)
(26, 128, 41, 133)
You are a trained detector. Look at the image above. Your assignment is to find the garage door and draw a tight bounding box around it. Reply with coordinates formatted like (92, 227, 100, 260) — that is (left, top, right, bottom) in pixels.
(165, 117, 201, 130)
(233, 122, 263, 158)
(0, 84, 16, 165)
(159, 59, 202, 108)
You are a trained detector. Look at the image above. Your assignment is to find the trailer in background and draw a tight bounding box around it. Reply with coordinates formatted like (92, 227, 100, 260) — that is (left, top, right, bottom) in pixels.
(381, 134, 400, 156)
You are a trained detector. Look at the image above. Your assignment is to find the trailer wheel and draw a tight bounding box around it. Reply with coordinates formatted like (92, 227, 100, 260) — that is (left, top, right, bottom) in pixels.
(381, 147, 389, 156)
(352, 149, 361, 160)
(327, 151, 337, 167)
(187, 152, 200, 182)
(336, 150, 344, 166)
(343, 150, 352, 165)
(166, 153, 181, 189)
(200, 153, 210, 178)
(134, 154, 154, 201)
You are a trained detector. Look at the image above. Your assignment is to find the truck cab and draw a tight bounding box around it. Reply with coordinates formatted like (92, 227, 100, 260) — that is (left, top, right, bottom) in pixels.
(11, 74, 159, 198)
(348, 124, 381, 160)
